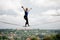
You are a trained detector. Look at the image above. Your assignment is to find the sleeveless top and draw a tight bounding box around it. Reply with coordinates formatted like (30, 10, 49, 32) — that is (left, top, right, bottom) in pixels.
(25, 11, 28, 16)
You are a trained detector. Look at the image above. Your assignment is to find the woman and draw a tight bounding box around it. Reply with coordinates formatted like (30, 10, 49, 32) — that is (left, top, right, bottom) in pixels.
(21, 6, 32, 27)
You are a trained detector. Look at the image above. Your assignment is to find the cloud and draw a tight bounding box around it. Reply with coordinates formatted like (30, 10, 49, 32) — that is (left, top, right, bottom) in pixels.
(0, 14, 60, 25)
(0, 9, 17, 15)
(41, 9, 60, 16)
(30, 0, 60, 8)
(0, 0, 21, 10)
(0, 14, 60, 29)
(0, 0, 22, 15)
(0, 14, 24, 25)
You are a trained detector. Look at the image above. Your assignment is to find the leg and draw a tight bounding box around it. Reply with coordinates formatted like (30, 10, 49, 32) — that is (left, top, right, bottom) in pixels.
(24, 16, 30, 27)
(24, 16, 27, 27)
(26, 17, 30, 26)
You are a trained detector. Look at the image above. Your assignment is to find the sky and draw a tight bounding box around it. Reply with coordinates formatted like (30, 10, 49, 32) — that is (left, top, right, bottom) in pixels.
(0, 0, 60, 29)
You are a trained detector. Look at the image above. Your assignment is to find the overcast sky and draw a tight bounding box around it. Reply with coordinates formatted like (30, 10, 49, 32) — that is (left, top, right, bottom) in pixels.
(0, 0, 60, 29)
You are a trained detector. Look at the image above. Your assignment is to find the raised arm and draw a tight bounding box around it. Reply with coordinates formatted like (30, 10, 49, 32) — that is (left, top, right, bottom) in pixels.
(21, 6, 25, 11)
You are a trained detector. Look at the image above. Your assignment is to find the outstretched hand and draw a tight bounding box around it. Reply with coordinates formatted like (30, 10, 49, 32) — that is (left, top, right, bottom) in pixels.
(21, 6, 23, 8)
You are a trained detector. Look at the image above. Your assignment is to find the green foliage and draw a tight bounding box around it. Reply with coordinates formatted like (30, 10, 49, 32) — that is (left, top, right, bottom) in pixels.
(31, 37, 37, 40)
(43, 34, 60, 40)
(55, 34, 60, 40)
(30, 35, 40, 40)
(43, 36, 51, 40)
(0, 36, 8, 40)
(0, 29, 60, 40)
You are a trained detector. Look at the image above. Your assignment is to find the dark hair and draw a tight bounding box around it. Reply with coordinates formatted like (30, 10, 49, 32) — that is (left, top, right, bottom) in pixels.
(26, 8, 28, 11)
